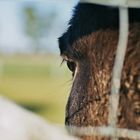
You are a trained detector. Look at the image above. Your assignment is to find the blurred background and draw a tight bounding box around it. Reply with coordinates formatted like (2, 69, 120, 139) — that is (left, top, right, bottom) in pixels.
(0, 0, 78, 124)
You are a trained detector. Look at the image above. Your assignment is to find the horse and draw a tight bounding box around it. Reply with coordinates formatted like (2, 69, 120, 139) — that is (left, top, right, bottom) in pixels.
(59, 2, 140, 140)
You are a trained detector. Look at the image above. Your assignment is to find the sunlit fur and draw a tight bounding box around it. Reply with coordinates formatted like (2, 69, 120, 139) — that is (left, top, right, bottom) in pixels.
(59, 3, 140, 140)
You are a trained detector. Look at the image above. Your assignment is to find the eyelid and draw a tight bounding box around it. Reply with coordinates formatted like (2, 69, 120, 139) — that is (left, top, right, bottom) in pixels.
(62, 55, 75, 62)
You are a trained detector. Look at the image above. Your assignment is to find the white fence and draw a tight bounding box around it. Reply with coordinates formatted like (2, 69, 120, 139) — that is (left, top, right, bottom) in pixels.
(0, 96, 78, 140)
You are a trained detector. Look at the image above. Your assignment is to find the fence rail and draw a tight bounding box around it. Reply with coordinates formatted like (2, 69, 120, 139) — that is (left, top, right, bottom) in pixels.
(68, 126, 140, 139)
(80, 0, 140, 8)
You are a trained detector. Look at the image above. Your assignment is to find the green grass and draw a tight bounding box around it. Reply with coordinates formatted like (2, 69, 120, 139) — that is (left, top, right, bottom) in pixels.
(0, 54, 72, 123)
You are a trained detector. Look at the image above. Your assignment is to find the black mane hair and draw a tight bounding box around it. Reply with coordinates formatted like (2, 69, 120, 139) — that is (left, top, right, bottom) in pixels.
(59, 3, 140, 54)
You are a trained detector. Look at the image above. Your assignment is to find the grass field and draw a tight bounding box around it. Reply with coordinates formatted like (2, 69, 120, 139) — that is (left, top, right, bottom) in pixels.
(0, 54, 72, 124)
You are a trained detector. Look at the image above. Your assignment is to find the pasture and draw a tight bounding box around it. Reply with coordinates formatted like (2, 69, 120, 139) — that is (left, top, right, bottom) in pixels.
(0, 54, 71, 124)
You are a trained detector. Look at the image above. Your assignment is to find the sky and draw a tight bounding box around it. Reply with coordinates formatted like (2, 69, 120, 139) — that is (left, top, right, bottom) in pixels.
(0, 0, 79, 54)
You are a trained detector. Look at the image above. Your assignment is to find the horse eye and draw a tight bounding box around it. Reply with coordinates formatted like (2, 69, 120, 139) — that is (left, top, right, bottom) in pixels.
(67, 61, 76, 73)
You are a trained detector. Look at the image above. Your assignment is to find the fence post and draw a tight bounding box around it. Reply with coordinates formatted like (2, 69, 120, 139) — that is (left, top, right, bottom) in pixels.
(108, 7, 129, 140)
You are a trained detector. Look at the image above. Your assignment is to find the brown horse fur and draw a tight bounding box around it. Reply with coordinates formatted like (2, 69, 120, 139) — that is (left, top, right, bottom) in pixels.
(59, 3, 140, 140)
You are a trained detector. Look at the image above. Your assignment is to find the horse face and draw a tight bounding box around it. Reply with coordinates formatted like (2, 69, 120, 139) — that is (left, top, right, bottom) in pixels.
(59, 3, 140, 139)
